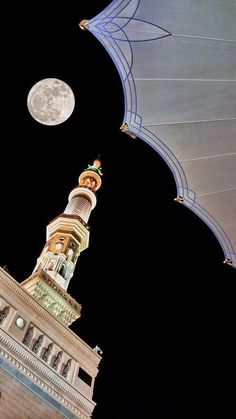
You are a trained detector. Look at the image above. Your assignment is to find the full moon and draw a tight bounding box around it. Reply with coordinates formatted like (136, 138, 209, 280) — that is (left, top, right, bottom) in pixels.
(27, 78, 75, 126)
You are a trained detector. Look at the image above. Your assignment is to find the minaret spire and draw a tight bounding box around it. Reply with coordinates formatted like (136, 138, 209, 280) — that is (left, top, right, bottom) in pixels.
(21, 159, 102, 326)
(32, 157, 102, 290)
(64, 157, 102, 222)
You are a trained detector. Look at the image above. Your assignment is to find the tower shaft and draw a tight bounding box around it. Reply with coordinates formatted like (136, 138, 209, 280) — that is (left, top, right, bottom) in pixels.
(21, 159, 102, 326)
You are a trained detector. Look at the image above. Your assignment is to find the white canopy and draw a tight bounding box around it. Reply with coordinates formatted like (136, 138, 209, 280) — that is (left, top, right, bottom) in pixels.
(87, 0, 236, 268)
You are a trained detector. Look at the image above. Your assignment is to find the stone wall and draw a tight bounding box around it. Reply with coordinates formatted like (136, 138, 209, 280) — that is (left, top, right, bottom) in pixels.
(0, 367, 63, 418)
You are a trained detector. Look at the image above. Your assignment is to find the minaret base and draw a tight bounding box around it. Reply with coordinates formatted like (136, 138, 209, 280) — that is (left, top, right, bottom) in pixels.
(21, 270, 81, 327)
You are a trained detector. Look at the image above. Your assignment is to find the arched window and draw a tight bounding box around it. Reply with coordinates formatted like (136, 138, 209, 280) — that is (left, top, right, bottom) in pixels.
(59, 265, 65, 276)
(48, 260, 56, 271)
(42, 343, 53, 362)
(67, 249, 74, 262)
(52, 351, 63, 371)
(22, 326, 34, 347)
(32, 335, 43, 354)
(55, 242, 63, 252)
(0, 306, 9, 326)
(62, 359, 72, 379)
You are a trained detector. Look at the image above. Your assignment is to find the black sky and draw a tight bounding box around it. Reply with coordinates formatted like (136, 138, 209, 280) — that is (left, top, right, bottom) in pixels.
(1, 2, 236, 418)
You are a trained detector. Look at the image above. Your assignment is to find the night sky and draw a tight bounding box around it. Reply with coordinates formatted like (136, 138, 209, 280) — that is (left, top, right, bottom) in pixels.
(1, 2, 236, 418)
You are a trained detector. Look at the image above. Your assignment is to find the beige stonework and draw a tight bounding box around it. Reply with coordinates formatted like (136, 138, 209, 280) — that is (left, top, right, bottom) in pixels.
(0, 267, 101, 418)
(0, 367, 63, 419)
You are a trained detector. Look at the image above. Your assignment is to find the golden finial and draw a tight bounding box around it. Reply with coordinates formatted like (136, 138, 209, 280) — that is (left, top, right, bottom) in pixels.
(93, 157, 102, 169)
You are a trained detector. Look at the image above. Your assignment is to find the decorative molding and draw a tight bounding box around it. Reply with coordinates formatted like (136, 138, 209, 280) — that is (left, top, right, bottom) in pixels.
(49, 213, 90, 231)
(15, 316, 26, 329)
(0, 328, 95, 416)
(21, 270, 81, 326)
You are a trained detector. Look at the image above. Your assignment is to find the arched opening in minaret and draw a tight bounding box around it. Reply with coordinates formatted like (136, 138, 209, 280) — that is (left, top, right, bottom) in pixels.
(59, 265, 65, 276)
(47, 260, 57, 271)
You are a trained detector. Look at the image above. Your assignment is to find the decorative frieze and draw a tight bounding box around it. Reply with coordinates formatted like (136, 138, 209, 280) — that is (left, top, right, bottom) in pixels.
(21, 270, 81, 326)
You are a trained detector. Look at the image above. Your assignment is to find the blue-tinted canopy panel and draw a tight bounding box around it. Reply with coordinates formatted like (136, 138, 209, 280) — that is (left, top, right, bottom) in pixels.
(87, 0, 236, 268)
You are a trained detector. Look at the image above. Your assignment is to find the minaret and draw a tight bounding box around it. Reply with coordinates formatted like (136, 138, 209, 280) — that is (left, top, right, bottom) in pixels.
(21, 158, 102, 326)
(0, 159, 103, 418)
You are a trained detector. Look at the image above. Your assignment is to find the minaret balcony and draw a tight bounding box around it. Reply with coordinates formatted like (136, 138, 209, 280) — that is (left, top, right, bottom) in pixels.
(47, 214, 90, 252)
